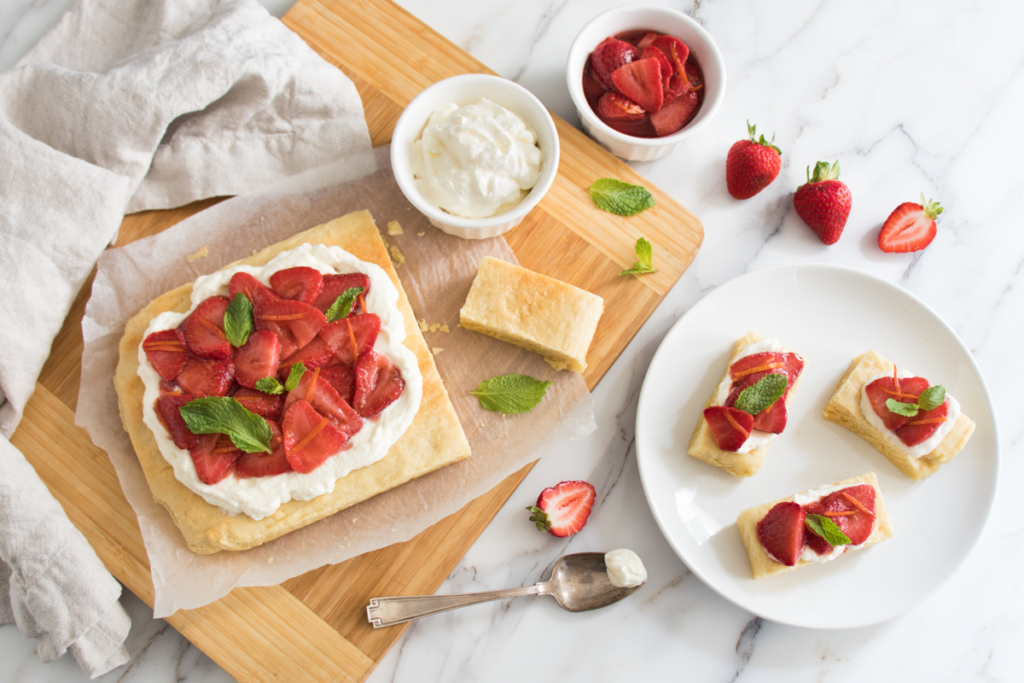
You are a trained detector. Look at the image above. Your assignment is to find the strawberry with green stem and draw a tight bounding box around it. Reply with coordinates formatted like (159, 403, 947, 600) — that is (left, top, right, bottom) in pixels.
(793, 160, 852, 245)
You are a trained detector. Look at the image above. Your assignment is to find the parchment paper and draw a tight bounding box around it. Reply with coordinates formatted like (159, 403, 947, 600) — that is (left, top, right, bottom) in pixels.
(76, 146, 596, 617)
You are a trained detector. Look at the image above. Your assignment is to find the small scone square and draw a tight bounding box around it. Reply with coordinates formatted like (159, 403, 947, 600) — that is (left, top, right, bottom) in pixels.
(822, 350, 975, 480)
(459, 256, 603, 372)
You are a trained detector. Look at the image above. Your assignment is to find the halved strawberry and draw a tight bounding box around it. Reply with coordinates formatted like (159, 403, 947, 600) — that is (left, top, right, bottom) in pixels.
(156, 394, 200, 449)
(233, 329, 281, 389)
(232, 387, 284, 421)
(278, 336, 334, 379)
(282, 399, 347, 473)
(314, 273, 371, 314)
(269, 267, 324, 305)
(878, 196, 943, 253)
(818, 485, 876, 545)
(756, 501, 805, 566)
(352, 349, 405, 419)
(649, 89, 699, 136)
(175, 357, 234, 397)
(255, 299, 326, 359)
(319, 313, 380, 365)
(229, 272, 278, 308)
(703, 406, 753, 452)
(641, 46, 672, 84)
(895, 400, 949, 447)
(597, 91, 646, 121)
(142, 329, 188, 381)
(650, 35, 689, 76)
(527, 480, 595, 537)
(319, 363, 355, 404)
(189, 433, 241, 485)
(863, 375, 930, 431)
(590, 37, 639, 90)
(284, 366, 363, 438)
(611, 58, 664, 113)
(801, 502, 833, 556)
(234, 420, 292, 478)
(183, 296, 231, 360)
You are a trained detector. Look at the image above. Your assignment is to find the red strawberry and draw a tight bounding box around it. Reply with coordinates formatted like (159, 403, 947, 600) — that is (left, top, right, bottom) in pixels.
(591, 37, 639, 90)
(255, 299, 326, 359)
(801, 502, 833, 556)
(229, 272, 278, 308)
(756, 501, 805, 566)
(597, 91, 646, 121)
(269, 267, 324, 305)
(319, 313, 380, 365)
(278, 336, 335, 379)
(878, 194, 943, 253)
(142, 329, 188, 381)
(189, 433, 241, 485)
(863, 375, 930, 431)
(793, 161, 852, 245)
(234, 420, 293, 478)
(895, 400, 949, 447)
(175, 357, 234, 397)
(282, 399, 347, 473)
(156, 394, 200, 449)
(352, 349, 405, 419)
(818, 485, 876, 545)
(318, 363, 355, 404)
(284, 366, 363, 437)
(183, 296, 231, 360)
(703, 406, 754, 451)
(527, 480, 596, 537)
(729, 351, 804, 395)
(636, 32, 659, 50)
(650, 35, 689, 77)
(752, 399, 787, 433)
(726, 121, 783, 199)
(649, 90, 699, 136)
(232, 387, 284, 421)
(641, 46, 672, 84)
(314, 273, 371, 314)
(233, 329, 281, 389)
(611, 58, 664, 113)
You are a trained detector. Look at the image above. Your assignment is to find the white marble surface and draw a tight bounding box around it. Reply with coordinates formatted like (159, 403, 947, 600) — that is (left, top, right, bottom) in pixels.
(3, 0, 1023, 681)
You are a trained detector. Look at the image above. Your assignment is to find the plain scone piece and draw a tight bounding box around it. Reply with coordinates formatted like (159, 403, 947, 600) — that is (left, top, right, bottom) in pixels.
(459, 256, 604, 372)
(822, 351, 975, 480)
(114, 211, 472, 554)
(687, 331, 804, 477)
(737, 472, 894, 579)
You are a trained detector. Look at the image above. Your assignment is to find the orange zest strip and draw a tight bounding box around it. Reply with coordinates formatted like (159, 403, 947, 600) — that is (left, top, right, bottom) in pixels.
(292, 417, 328, 454)
(143, 342, 187, 352)
(199, 317, 226, 339)
(880, 387, 921, 400)
(907, 417, 948, 426)
(892, 365, 900, 393)
(358, 294, 366, 314)
(822, 510, 856, 517)
(346, 318, 359, 361)
(723, 410, 750, 439)
(732, 360, 784, 380)
(305, 367, 321, 403)
(261, 313, 306, 322)
(841, 492, 874, 516)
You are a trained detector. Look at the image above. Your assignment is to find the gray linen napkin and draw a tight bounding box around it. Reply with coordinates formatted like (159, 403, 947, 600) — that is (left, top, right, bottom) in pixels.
(0, 0, 371, 676)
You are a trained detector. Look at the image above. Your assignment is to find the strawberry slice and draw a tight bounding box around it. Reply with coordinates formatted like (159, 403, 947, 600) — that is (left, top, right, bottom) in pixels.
(756, 501, 805, 566)
(650, 89, 699, 136)
(895, 400, 949, 447)
(314, 272, 371, 314)
(282, 399, 348, 473)
(703, 406, 753, 452)
(234, 420, 292, 478)
(233, 329, 281, 389)
(650, 35, 689, 76)
(189, 433, 241, 485)
(801, 502, 833, 556)
(590, 37, 639, 90)
(724, 375, 788, 433)
(817, 485, 876, 545)
(156, 394, 200, 449)
(269, 267, 324, 305)
(611, 58, 664, 113)
(878, 196, 943, 253)
(636, 32, 660, 50)
(278, 336, 335, 379)
(255, 299, 326, 359)
(641, 46, 672, 85)
(232, 387, 284, 421)
(183, 296, 231, 360)
(528, 480, 596, 537)
(597, 91, 646, 121)
(175, 357, 234, 397)
(319, 313, 380, 365)
(730, 352, 804, 388)
(229, 272, 278, 308)
(142, 329, 188, 381)
(319, 363, 355, 404)
(352, 349, 405, 419)
(284, 367, 363, 438)
(863, 375, 931, 431)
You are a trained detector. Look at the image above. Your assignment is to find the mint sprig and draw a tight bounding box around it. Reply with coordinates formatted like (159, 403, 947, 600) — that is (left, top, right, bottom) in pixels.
(733, 373, 788, 415)
(470, 374, 552, 414)
(885, 384, 946, 418)
(285, 362, 306, 391)
(325, 286, 365, 322)
(254, 362, 307, 396)
(256, 376, 285, 395)
(589, 178, 655, 217)
(805, 514, 851, 547)
(619, 236, 657, 276)
(223, 293, 254, 347)
(179, 397, 272, 454)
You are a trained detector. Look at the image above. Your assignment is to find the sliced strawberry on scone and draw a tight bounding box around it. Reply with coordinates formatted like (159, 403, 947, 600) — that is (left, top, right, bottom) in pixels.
(319, 363, 355, 405)
(284, 367, 363, 438)
(527, 480, 596, 537)
(228, 272, 278, 308)
(282, 399, 348, 473)
(319, 313, 380, 365)
(314, 272, 371, 314)
(183, 296, 231, 360)
(255, 299, 326, 359)
(723, 375, 787, 433)
(278, 336, 334, 379)
(189, 433, 241, 485)
(611, 58, 664, 113)
(895, 400, 949, 447)
(703, 406, 753, 452)
(863, 375, 930, 431)
(232, 387, 284, 421)
(818, 485, 876, 545)
(269, 267, 324, 305)
(175, 357, 234, 397)
(801, 502, 834, 556)
(756, 501, 805, 566)
(234, 420, 292, 478)
(233, 329, 281, 389)
(352, 349, 405, 419)
(142, 329, 188, 381)
(730, 352, 804, 390)
(156, 394, 200, 449)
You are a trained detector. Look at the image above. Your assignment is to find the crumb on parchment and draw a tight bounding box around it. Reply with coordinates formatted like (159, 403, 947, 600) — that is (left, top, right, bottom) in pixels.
(431, 347, 444, 355)
(390, 245, 406, 266)
(186, 245, 209, 263)
(418, 319, 450, 333)
(417, 232, 426, 237)
(387, 220, 404, 236)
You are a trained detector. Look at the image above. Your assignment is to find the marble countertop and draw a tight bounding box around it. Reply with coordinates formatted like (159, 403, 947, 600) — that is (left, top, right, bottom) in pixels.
(3, 0, 1022, 681)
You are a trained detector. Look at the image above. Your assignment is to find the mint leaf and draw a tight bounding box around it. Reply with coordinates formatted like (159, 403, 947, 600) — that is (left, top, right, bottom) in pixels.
(805, 514, 851, 547)
(256, 376, 284, 395)
(589, 178, 655, 216)
(284, 362, 306, 392)
(179, 397, 272, 454)
(619, 263, 657, 276)
(917, 385, 946, 411)
(734, 373, 788, 416)
(619, 236, 658, 276)
(223, 293, 254, 347)
(470, 374, 552, 414)
(885, 398, 919, 417)
(325, 286, 365, 322)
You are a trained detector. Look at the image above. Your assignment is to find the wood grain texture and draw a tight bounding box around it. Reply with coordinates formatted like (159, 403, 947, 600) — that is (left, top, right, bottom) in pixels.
(11, 0, 703, 681)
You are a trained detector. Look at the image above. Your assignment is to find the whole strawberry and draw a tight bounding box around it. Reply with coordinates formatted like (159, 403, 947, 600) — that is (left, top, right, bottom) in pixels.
(793, 161, 852, 245)
(726, 121, 782, 199)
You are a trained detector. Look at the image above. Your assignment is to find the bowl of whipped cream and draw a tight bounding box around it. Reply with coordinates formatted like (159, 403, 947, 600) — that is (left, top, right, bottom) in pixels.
(392, 74, 560, 239)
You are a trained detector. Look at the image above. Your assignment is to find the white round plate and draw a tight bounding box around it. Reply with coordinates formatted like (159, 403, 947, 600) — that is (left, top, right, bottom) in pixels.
(635, 264, 999, 628)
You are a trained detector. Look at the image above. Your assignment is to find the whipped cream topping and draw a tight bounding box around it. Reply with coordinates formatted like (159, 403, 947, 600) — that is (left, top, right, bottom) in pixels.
(410, 98, 542, 219)
(604, 549, 647, 588)
(713, 337, 787, 454)
(859, 369, 961, 458)
(138, 243, 423, 520)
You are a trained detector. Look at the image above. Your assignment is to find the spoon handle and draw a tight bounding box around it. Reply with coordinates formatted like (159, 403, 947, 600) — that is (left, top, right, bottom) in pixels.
(367, 584, 544, 627)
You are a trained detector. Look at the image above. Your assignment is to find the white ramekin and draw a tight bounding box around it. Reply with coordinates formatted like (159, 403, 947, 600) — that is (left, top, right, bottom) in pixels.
(391, 74, 560, 240)
(566, 6, 726, 161)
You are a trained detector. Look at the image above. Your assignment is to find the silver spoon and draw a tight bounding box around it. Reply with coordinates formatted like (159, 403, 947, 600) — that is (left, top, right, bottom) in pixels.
(366, 552, 643, 628)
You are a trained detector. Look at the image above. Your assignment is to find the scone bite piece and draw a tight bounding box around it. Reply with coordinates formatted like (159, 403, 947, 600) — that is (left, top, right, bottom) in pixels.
(459, 257, 603, 372)
(823, 350, 975, 480)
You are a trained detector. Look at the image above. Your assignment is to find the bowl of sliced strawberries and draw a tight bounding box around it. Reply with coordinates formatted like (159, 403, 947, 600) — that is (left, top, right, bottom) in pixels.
(567, 6, 726, 161)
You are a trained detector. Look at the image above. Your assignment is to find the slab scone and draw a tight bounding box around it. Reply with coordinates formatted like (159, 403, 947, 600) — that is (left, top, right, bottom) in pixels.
(115, 211, 471, 554)
(737, 472, 894, 580)
(687, 331, 805, 477)
(823, 351, 975, 480)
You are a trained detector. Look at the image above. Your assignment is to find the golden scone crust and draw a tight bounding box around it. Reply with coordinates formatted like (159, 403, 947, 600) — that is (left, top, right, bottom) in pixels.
(114, 211, 471, 554)
(736, 472, 894, 580)
(459, 256, 603, 372)
(686, 331, 805, 477)
(822, 351, 975, 480)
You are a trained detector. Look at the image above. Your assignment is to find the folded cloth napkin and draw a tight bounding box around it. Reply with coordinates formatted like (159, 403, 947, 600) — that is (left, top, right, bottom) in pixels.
(0, 0, 371, 676)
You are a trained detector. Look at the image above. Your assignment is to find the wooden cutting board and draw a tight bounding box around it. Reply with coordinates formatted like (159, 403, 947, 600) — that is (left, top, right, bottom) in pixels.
(10, 0, 703, 680)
